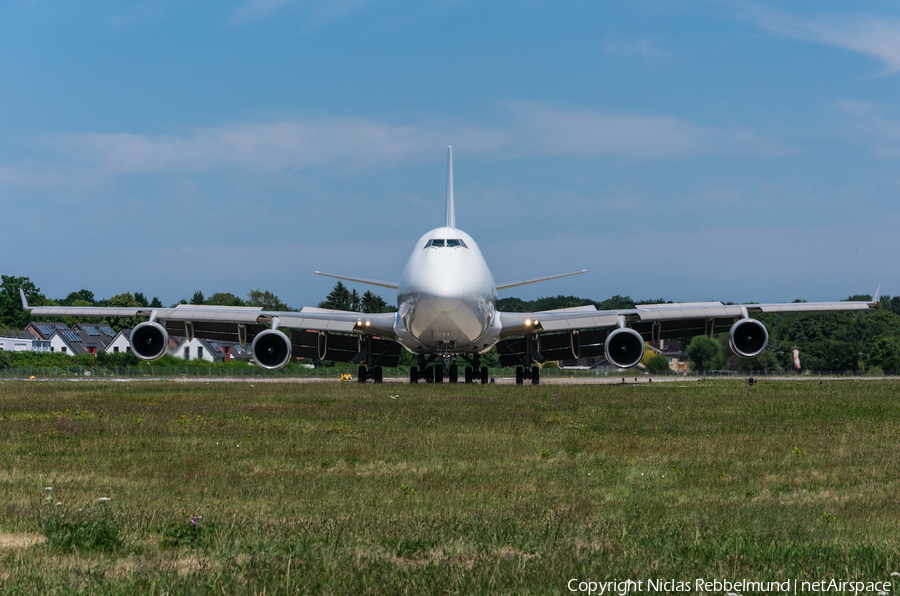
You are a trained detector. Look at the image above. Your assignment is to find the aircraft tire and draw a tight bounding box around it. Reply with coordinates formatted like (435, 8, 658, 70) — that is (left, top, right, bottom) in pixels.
(449, 365, 458, 383)
(532, 366, 540, 385)
(464, 367, 473, 383)
(374, 366, 383, 383)
(435, 367, 443, 383)
(480, 366, 489, 384)
(424, 366, 434, 383)
(515, 367, 524, 385)
(358, 366, 367, 383)
(410, 366, 418, 383)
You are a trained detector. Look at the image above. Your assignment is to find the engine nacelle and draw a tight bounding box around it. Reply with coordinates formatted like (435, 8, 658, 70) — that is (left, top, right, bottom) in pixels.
(251, 329, 292, 370)
(604, 327, 645, 368)
(130, 321, 169, 361)
(729, 318, 769, 358)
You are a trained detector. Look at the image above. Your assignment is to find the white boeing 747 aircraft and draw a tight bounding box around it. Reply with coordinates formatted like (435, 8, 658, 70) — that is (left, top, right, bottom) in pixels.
(22, 148, 877, 384)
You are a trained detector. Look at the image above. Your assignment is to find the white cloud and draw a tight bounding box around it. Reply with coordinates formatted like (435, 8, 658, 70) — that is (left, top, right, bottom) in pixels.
(603, 37, 664, 60)
(504, 101, 790, 159)
(835, 101, 900, 158)
(487, 222, 895, 304)
(231, 0, 373, 28)
(0, 103, 788, 186)
(46, 118, 507, 175)
(743, 5, 900, 74)
(232, 0, 299, 22)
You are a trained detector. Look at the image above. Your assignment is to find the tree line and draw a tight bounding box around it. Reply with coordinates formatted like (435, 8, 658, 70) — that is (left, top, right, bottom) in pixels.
(3, 274, 898, 373)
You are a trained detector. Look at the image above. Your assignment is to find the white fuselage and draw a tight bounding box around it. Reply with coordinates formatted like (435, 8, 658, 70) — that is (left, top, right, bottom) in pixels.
(393, 226, 501, 355)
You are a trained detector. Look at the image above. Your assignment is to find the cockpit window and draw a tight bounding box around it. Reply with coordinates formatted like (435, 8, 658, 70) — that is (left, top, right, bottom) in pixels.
(424, 238, 468, 249)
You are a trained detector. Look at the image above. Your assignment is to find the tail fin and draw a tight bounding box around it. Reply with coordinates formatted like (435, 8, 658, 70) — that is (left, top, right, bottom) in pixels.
(445, 146, 455, 228)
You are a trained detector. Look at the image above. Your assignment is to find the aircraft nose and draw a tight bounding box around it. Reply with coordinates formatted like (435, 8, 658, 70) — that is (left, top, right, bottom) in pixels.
(427, 274, 463, 313)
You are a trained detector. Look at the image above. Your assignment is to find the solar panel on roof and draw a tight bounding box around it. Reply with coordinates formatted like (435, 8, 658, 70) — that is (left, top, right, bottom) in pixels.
(84, 327, 100, 336)
(54, 324, 68, 330)
(62, 331, 82, 342)
(101, 327, 115, 336)
(36, 325, 53, 335)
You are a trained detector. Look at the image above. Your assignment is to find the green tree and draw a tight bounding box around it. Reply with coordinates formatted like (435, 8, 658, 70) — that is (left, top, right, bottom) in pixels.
(247, 289, 292, 311)
(133, 292, 149, 307)
(149, 297, 163, 308)
(644, 353, 671, 373)
(318, 282, 354, 311)
(60, 289, 96, 306)
(104, 293, 143, 332)
(0, 276, 45, 329)
(190, 290, 205, 305)
(205, 292, 245, 307)
(361, 290, 395, 313)
(865, 337, 900, 367)
(595, 295, 635, 310)
(687, 335, 721, 372)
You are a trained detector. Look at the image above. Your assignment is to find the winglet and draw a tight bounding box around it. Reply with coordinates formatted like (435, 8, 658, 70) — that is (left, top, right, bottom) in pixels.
(19, 288, 31, 311)
(871, 283, 881, 305)
(446, 146, 455, 229)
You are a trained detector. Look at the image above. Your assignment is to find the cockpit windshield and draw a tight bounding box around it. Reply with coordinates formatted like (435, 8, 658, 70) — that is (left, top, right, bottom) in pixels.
(424, 238, 468, 249)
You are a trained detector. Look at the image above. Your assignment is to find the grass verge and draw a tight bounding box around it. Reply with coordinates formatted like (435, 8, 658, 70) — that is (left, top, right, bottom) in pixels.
(0, 379, 898, 593)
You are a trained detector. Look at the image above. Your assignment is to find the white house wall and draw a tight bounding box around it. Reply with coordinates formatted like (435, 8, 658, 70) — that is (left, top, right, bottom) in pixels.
(168, 338, 217, 362)
(48, 335, 75, 355)
(105, 334, 132, 354)
(0, 337, 50, 352)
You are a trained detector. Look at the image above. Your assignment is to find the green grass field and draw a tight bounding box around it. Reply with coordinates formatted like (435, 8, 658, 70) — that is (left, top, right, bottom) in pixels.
(1, 379, 899, 594)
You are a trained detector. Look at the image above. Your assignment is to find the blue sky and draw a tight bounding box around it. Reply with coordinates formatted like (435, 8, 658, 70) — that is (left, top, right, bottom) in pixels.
(1, 0, 899, 308)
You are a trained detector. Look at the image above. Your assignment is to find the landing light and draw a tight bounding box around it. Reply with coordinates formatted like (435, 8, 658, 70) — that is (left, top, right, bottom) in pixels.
(365, 321, 371, 326)
(525, 319, 532, 326)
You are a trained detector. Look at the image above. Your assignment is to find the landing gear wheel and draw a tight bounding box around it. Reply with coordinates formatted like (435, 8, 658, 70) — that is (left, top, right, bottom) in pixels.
(464, 367, 473, 384)
(449, 365, 458, 383)
(410, 366, 418, 384)
(480, 366, 489, 384)
(531, 366, 540, 385)
(515, 367, 524, 385)
(358, 366, 367, 383)
(424, 366, 434, 383)
(434, 367, 443, 383)
(374, 366, 383, 383)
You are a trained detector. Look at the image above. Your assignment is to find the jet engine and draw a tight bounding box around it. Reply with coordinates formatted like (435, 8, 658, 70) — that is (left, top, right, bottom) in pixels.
(729, 318, 768, 358)
(130, 321, 169, 361)
(251, 329, 292, 370)
(604, 327, 645, 368)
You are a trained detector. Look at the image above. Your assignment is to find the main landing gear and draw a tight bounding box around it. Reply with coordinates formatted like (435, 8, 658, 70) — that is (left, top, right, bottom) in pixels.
(357, 365, 383, 383)
(355, 337, 383, 383)
(515, 366, 540, 385)
(409, 355, 489, 384)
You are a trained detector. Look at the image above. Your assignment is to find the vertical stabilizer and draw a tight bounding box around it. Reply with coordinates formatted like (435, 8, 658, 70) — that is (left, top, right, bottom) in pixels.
(446, 146, 456, 228)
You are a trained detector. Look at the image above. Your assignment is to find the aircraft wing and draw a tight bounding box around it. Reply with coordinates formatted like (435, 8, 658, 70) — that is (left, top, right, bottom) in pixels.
(498, 298, 874, 339)
(20, 289, 398, 339)
(495, 270, 587, 290)
(314, 271, 399, 290)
